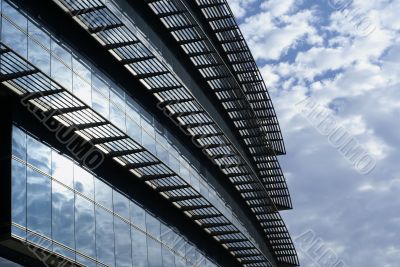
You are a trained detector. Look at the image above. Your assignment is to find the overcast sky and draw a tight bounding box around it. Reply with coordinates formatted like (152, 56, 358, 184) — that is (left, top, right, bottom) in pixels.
(226, 0, 400, 266)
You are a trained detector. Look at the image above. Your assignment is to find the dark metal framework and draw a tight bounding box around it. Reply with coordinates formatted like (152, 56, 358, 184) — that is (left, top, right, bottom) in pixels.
(143, 0, 292, 211)
(2, 0, 299, 265)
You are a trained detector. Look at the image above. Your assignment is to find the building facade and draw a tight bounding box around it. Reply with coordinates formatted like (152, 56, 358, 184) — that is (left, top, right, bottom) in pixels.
(0, 0, 299, 266)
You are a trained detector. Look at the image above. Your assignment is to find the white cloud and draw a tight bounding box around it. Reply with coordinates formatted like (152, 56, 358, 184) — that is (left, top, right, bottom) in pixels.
(233, 1, 400, 267)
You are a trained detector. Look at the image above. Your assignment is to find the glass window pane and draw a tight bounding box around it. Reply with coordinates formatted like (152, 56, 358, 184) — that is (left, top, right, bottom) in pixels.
(2, 2, 27, 58)
(75, 195, 96, 258)
(73, 73, 91, 106)
(130, 201, 146, 230)
(126, 99, 141, 124)
(162, 246, 175, 267)
(51, 151, 73, 187)
(76, 255, 96, 267)
(175, 256, 186, 267)
(142, 131, 155, 155)
(92, 74, 109, 97)
(126, 119, 141, 142)
(147, 237, 162, 267)
(28, 20, 50, 50)
(146, 213, 160, 239)
(110, 88, 125, 110)
(156, 142, 168, 165)
(51, 42, 72, 91)
(95, 207, 115, 267)
(11, 160, 26, 229)
(92, 88, 109, 119)
(27, 168, 51, 238)
(73, 165, 94, 199)
(52, 42, 71, 66)
(110, 103, 126, 131)
(27, 136, 51, 174)
(113, 191, 129, 220)
(52, 181, 75, 251)
(12, 126, 26, 161)
(131, 227, 148, 267)
(95, 179, 112, 210)
(73, 57, 91, 81)
(114, 217, 132, 267)
(28, 39, 50, 74)
(28, 21, 50, 74)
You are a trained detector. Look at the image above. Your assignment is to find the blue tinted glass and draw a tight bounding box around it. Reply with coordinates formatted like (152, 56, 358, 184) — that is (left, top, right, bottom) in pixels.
(95, 207, 115, 267)
(146, 213, 160, 239)
(110, 88, 125, 110)
(130, 201, 146, 230)
(27, 136, 51, 174)
(73, 73, 91, 106)
(141, 118, 154, 137)
(2, 2, 27, 57)
(75, 195, 96, 258)
(28, 39, 50, 74)
(73, 165, 94, 199)
(175, 256, 186, 267)
(147, 237, 162, 267)
(52, 181, 75, 250)
(28, 21, 50, 74)
(12, 126, 26, 160)
(51, 42, 71, 66)
(156, 142, 168, 165)
(142, 131, 156, 155)
(114, 217, 132, 267)
(126, 119, 141, 142)
(92, 74, 109, 96)
(51, 58, 72, 91)
(73, 58, 91, 81)
(110, 103, 126, 131)
(11, 160, 26, 228)
(51, 45, 72, 91)
(28, 20, 50, 49)
(131, 227, 148, 267)
(51, 151, 73, 187)
(76, 255, 96, 267)
(113, 191, 129, 220)
(169, 154, 180, 174)
(27, 167, 51, 238)
(95, 179, 113, 210)
(92, 88, 109, 119)
(162, 246, 175, 267)
(126, 99, 141, 124)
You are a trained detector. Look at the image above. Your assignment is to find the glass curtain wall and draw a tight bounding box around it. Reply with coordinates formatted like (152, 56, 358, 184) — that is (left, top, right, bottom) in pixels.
(11, 125, 218, 267)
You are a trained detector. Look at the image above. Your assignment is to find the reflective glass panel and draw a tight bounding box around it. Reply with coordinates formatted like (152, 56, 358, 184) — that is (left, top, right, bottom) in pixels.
(52, 181, 75, 256)
(12, 126, 26, 160)
(114, 217, 132, 267)
(11, 160, 26, 229)
(26, 167, 51, 238)
(113, 190, 130, 220)
(130, 201, 146, 230)
(147, 237, 162, 267)
(27, 136, 51, 175)
(73, 165, 94, 199)
(52, 151, 73, 187)
(95, 179, 112, 210)
(162, 246, 175, 267)
(75, 195, 96, 258)
(96, 207, 115, 267)
(1, 2, 27, 57)
(146, 213, 160, 239)
(131, 227, 148, 267)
